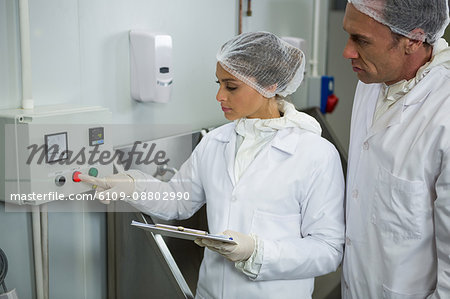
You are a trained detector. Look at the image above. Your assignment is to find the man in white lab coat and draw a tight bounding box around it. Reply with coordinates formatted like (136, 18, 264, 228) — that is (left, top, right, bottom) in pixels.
(341, 0, 450, 298)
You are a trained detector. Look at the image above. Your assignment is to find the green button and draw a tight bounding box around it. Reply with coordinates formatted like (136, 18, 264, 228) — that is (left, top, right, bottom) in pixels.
(88, 167, 98, 177)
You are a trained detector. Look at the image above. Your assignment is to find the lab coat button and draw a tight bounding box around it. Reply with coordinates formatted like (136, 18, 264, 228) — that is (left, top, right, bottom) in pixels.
(363, 141, 369, 150)
(346, 237, 352, 246)
(352, 189, 358, 199)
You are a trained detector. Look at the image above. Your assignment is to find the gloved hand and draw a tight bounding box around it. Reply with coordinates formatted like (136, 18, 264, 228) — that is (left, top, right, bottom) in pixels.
(195, 230, 255, 262)
(79, 173, 135, 204)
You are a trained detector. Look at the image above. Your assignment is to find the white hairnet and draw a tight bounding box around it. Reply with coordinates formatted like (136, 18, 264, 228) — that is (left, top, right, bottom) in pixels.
(348, 0, 450, 44)
(216, 31, 305, 98)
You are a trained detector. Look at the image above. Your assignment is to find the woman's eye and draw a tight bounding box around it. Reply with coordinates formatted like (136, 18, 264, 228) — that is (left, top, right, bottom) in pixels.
(216, 80, 237, 91)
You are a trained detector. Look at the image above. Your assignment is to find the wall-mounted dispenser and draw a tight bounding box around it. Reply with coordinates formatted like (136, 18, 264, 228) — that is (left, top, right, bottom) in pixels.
(129, 31, 173, 103)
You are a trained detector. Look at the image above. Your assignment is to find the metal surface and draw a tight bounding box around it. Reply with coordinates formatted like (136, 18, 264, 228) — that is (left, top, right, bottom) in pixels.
(140, 213, 194, 299)
(108, 132, 206, 299)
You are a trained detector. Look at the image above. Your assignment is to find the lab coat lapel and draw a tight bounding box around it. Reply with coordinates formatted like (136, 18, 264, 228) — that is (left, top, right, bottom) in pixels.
(363, 84, 381, 138)
(211, 124, 237, 186)
(270, 129, 298, 155)
(365, 77, 433, 141)
(235, 129, 296, 186)
(225, 132, 237, 186)
(366, 99, 403, 139)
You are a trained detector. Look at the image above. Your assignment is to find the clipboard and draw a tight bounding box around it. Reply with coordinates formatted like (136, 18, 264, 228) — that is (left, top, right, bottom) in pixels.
(131, 220, 237, 244)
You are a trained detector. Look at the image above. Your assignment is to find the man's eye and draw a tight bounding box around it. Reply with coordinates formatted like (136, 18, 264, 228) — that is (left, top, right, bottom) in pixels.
(358, 39, 368, 45)
(226, 86, 237, 91)
(352, 36, 368, 46)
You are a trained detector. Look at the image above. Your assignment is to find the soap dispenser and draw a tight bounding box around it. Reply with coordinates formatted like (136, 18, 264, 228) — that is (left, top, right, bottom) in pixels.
(129, 31, 173, 103)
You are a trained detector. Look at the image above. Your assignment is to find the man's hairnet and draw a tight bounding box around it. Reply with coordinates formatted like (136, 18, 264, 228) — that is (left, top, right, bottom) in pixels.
(216, 31, 305, 98)
(348, 0, 450, 44)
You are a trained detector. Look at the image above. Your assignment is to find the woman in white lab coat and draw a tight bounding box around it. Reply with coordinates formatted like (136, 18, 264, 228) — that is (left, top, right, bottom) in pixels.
(81, 31, 345, 299)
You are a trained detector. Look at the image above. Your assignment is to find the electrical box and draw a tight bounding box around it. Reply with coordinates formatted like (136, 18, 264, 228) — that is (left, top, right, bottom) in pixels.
(307, 76, 339, 114)
(129, 31, 173, 103)
(0, 105, 113, 205)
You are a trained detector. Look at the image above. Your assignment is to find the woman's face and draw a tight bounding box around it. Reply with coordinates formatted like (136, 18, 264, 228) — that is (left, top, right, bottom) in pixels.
(215, 62, 274, 120)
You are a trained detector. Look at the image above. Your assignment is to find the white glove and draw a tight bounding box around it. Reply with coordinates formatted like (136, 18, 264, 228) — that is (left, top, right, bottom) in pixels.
(195, 230, 255, 262)
(79, 173, 135, 204)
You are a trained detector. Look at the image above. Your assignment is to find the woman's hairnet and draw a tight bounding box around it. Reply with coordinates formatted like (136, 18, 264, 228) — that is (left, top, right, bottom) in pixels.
(216, 31, 305, 98)
(348, 0, 450, 44)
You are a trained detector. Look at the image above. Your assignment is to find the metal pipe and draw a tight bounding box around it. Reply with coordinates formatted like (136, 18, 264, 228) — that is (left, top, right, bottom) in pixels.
(246, 0, 252, 16)
(41, 204, 49, 299)
(238, 0, 243, 34)
(18, 0, 33, 109)
(31, 205, 44, 299)
(311, 0, 321, 77)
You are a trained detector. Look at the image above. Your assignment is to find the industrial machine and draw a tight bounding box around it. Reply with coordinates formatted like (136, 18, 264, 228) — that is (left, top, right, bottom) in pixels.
(0, 105, 113, 206)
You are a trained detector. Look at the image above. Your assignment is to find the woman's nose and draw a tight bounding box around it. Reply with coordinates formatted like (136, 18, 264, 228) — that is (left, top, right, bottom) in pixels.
(216, 87, 226, 102)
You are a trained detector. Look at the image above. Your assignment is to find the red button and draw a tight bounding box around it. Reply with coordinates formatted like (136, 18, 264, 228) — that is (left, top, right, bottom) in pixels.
(72, 171, 82, 182)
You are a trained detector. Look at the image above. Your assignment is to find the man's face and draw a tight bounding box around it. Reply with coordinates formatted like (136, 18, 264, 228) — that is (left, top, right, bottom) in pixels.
(342, 3, 408, 85)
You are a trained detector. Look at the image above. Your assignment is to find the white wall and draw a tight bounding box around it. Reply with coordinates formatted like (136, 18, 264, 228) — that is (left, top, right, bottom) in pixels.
(0, 1, 331, 298)
(1, 0, 328, 135)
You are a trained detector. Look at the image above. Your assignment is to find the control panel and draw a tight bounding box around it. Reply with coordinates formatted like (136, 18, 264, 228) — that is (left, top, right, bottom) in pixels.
(0, 105, 113, 205)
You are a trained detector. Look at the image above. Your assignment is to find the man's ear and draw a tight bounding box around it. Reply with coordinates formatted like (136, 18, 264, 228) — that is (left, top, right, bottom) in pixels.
(405, 28, 426, 54)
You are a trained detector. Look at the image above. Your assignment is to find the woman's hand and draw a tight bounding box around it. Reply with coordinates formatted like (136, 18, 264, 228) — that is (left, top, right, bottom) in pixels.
(79, 173, 135, 204)
(195, 230, 255, 262)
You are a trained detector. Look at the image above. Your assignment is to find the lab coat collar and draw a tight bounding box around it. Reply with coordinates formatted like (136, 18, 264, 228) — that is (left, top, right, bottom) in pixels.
(211, 123, 237, 185)
(367, 98, 403, 138)
(363, 83, 382, 137)
(212, 123, 298, 155)
(211, 123, 297, 186)
(402, 69, 435, 107)
(363, 82, 403, 140)
(211, 123, 235, 143)
(367, 75, 433, 139)
(270, 128, 298, 155)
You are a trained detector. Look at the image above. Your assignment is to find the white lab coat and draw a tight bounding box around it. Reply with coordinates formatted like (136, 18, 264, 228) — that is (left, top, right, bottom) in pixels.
(343, 65, 450, 299)
(127, 122, 345, 299)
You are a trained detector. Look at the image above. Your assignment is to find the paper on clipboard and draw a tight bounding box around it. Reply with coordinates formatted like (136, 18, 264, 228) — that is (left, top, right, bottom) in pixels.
(131, 221, 237, 244)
